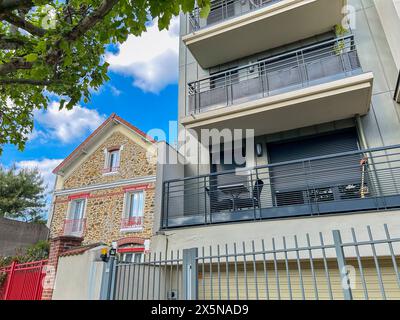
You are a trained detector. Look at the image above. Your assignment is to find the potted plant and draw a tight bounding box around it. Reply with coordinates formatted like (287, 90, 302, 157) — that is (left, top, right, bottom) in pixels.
(334, 24, 349, 55)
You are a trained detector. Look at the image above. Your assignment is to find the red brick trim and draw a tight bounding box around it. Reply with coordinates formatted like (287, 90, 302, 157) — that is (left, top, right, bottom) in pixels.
(123, 184, 152, 192)
(117, 237, 145, 247)
(53, 185, 155, 204)
(68, 193, 90, 201)
(107, 145, 121, 152)
(118, 247, 145, 253)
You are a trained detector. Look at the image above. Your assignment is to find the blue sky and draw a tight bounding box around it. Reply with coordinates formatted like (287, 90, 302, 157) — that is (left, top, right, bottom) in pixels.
(0, 17, 180, 195)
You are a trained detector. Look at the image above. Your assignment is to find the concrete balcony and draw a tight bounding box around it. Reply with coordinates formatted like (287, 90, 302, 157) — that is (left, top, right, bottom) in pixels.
(184, 0, 347, 68)
(181, 36, 373, 137)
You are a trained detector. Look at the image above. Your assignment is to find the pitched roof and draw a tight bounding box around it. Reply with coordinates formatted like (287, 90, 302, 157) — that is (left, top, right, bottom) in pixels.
(52, 113, 155, 174)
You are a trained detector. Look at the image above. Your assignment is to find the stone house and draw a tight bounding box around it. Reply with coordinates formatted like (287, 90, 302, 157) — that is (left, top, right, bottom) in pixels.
(44, 113, 157, 299)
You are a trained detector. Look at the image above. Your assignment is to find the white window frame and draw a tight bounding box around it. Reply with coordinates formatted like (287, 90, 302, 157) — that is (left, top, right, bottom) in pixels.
(121, 190, 145, 232)
(122, 252, 145, 263)
(103, 146, 123, 175)
(65, 198, 87, 236)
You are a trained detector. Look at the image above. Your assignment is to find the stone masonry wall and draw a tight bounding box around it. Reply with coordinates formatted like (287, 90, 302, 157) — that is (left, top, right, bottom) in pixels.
(50, 185, 155, 245)
(50, 130, 157, 245)
(64, 131, 156, 189)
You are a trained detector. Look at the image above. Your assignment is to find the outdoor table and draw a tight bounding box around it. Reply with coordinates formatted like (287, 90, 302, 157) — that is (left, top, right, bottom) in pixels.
(217, 183, 249, 210)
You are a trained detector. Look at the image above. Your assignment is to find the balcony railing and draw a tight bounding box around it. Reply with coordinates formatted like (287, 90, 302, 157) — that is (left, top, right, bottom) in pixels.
(187, 35, 362, 115)
(189, 0, 283, 32)
(121, 216, 143, 230)
(63, 218, 86, 237)
(162, 145, 400, 229)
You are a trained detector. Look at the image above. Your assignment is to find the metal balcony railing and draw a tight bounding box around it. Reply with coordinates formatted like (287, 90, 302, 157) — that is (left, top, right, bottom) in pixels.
(189, 0, 283, 32)
(187, 35, 362, 115)
(121, 216, 143, 229)
(63, 218, 86, 237)
(162, 145, 400, 229)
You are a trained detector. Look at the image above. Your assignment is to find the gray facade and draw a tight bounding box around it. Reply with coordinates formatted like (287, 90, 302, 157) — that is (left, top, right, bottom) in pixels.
(178, 0, 400, 163)
(152, 0, 400, 252)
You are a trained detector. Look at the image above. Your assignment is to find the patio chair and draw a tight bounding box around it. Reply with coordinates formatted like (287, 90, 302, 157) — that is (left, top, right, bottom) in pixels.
(235, 179, 265, 210)
(205, 187, 234, 213)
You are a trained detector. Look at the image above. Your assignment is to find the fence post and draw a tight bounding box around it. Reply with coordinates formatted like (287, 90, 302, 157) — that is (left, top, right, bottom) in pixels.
(100, 256, 116, 300)
(183, 248, 198, 300)
(4, 261, 17, 300)
(332, 230, 353, 300)
(109, 256, 117, 300)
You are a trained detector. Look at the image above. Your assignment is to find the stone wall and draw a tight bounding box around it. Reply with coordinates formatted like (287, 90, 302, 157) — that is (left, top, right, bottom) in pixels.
(64, 131, 156, 189)
(50, 130, 157, 246)
(50, 185, 155, 245)
(0, 217, 49, 256)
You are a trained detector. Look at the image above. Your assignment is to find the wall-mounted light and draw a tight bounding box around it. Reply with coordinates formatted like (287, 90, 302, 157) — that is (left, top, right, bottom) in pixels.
(256, 143, 263, 157)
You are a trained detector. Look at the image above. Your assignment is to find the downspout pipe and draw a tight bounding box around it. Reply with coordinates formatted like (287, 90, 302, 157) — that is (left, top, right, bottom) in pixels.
(394, 71, 400, 103)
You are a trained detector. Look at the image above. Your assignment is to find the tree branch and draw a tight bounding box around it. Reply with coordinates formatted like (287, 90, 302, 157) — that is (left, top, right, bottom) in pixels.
(1, 12, 46, 36)
(0, 57, 32, 75)
(0, 35, 25, 49)
(66, 0, 119, 41)
(0, 0, 34, 13)
(0, 78, 57, 85)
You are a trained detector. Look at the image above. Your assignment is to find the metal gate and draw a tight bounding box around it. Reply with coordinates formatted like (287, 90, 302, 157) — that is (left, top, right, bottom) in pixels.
(0, 260, 48, 300)
(103, 225, 400, 300)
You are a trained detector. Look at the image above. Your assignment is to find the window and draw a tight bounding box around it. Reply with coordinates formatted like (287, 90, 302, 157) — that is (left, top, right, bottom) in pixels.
(104, 147, 121, 173)
(70, 199, 85, 220)
(122, 252, 144, 263)
(64, 199, 86, 236)
(109, 151, 119, 169)
(121, 191, 145, 230)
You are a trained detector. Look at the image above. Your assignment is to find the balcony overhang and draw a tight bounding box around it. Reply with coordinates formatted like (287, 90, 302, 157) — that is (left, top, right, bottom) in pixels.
(181, 73, 374, 136)
(183, 0, 347, 68)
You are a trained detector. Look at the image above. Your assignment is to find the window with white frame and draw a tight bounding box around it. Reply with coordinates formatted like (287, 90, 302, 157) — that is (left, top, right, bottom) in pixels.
(64, 199, 86, 235)
(122, 252, 144, 263)
(104, 148, 120, 173)
(121, 191, 145, 230)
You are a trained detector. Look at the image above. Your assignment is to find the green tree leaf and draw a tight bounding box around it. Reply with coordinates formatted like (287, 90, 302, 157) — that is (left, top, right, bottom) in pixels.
(0, 0, 209, 153)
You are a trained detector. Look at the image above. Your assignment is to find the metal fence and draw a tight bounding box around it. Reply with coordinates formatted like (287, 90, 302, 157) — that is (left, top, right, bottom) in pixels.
(162, 144, 400, 229)
(105, 225, 400, 300)
(189, 0, 282, 32)
(0, 260, 48, 300)
(187, 35, 361, 115)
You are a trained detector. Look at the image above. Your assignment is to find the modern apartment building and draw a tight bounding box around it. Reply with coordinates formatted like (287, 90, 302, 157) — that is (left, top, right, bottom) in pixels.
(152, 0, 400, 266)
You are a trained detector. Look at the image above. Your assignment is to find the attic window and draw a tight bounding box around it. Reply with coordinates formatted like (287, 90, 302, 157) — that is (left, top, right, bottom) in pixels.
(103, 146, 121, 173)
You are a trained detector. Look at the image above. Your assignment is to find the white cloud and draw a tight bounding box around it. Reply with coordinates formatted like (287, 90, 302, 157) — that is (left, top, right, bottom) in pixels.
(15, 158, 63, 194)
(32, 102, 106, 144)
(106, 17, 179, 93)
(109, 85, 122, 96)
